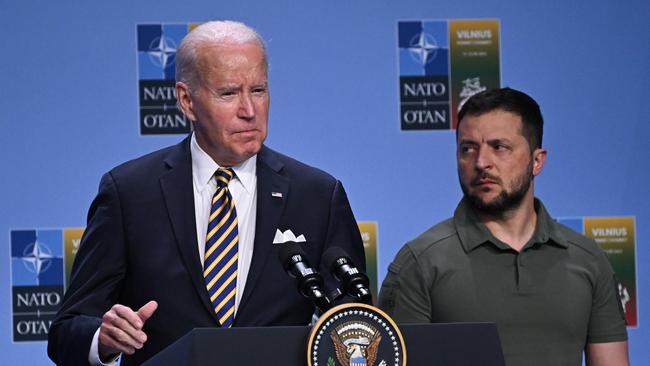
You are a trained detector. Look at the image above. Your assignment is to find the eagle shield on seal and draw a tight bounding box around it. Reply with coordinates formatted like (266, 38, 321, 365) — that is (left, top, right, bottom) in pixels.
(330, 321, 382, 366)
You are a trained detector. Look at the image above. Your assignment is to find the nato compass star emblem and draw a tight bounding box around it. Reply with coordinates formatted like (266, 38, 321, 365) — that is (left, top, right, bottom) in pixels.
(21, 241, 54, 275)
(408, 31, 439, 66)
(148, 35, 177, 69)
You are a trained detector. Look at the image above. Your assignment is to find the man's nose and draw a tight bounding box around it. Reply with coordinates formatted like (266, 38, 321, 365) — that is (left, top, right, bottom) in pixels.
(475, 147, 493, 170)
(238, 93, 255, 119)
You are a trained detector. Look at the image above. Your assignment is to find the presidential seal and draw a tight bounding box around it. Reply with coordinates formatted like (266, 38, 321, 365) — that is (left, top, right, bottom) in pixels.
(307, 303, 406, 366)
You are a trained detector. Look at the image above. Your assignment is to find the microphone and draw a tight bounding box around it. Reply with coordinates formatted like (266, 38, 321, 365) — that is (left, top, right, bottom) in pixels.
(323, 247, 372, 305)
(278, 242, 331, 313)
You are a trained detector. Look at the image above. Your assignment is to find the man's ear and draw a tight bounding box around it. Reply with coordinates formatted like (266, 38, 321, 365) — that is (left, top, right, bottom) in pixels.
(176, 82, 196, 122)
(532, 148, 547, 177)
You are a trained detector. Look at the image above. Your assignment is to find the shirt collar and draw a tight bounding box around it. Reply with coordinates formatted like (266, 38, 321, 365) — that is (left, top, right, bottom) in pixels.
(190, 133, 257, 193)
(454, 197, 569, 253)
(531, 199, 570, 249)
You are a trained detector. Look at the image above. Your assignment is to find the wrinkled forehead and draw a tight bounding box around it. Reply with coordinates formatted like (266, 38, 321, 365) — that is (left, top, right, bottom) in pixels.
(457, 109, 524, 141)
(194, 41, 268, 84)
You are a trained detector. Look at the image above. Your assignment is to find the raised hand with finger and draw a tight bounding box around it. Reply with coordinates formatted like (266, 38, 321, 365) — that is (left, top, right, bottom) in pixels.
(98, 301, 158, 362)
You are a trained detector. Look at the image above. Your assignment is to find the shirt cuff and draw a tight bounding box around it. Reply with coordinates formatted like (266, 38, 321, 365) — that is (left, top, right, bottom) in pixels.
(88, 327, 120, 366)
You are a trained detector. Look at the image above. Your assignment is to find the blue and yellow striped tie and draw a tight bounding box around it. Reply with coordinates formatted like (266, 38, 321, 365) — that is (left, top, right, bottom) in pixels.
(203, 167, 238, 327)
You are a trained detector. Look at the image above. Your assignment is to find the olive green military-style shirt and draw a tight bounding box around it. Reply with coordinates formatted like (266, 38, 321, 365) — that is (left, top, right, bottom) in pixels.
(378, 198, 627, 366)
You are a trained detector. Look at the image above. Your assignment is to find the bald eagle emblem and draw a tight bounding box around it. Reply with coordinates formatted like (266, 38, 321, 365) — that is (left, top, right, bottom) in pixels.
(331, 321, 381, 366)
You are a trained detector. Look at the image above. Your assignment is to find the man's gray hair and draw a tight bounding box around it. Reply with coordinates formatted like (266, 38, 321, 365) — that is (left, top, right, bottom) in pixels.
(175, 20, 267, 91)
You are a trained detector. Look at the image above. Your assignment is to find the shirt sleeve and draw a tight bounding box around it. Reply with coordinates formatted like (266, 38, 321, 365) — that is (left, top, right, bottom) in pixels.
(377, 245, 432, 323)
(88, 327, 120, 366)
(586, 250, 628, 343)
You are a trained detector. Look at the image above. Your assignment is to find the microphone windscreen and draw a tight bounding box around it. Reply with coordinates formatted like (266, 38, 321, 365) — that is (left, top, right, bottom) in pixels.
(278, 242, 305, 269)
(322, 246, 351, 271)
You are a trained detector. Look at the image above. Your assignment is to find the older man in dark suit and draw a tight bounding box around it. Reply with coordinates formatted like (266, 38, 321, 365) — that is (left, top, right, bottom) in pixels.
(48, 20, 365, 365)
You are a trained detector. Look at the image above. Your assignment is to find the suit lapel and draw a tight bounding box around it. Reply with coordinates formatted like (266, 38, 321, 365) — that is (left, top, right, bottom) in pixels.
(237, 146, 289, 312)
(159, 137, 221, 324)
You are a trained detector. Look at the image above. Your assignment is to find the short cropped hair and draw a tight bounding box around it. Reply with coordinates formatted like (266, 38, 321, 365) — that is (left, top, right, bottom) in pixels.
(175, 20, 267, 91)
(457, 87, 544, 151)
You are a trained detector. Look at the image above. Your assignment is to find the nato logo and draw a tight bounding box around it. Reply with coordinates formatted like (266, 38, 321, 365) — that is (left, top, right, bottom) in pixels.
(398, 21, 451, 130)
(10, 229, 64, 341)
(137, 24, 195, 135)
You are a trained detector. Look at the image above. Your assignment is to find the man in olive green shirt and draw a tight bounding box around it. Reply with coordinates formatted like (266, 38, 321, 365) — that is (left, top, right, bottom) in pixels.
(378, 88, 628, 366)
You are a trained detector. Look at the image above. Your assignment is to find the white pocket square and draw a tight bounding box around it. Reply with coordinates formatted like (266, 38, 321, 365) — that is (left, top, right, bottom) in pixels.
(273, 229, 306, 244)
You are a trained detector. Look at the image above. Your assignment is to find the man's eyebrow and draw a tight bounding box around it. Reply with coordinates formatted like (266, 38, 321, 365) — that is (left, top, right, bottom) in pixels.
(486, 138, 513, 145)
(211, 85, 241, 93)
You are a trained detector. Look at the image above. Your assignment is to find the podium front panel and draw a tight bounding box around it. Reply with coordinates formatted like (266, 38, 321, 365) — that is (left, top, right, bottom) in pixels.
(143, 323, 504, 365)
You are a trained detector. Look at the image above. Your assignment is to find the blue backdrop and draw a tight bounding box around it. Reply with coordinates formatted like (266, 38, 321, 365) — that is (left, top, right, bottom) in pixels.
(1, 0, 648, 364)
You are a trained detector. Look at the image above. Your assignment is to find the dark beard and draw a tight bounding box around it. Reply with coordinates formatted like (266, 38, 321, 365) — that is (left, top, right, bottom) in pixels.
(461, 159, 534, 216)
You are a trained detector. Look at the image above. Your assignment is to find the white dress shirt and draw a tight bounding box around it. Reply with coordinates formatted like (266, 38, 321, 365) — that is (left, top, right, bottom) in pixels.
(89, 133, 258, 365)
(190, 132, 257, 313)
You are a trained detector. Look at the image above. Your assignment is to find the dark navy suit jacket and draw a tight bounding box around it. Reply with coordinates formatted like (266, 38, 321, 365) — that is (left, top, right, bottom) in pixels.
(47, 137, 365, 365)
